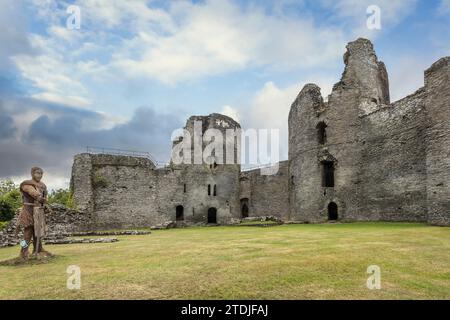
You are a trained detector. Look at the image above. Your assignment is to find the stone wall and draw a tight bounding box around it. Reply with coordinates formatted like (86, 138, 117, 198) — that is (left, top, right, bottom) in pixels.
(0, 204, 92, 247)
(68, 39, 449, 227)
(239, 161, 290, 220)
(70, 113, 242, 229)
(358, 89, 428, 222)
(424, 57, 450, 226)
(90, 155, 162, 229)
(288, 38, 449, 225)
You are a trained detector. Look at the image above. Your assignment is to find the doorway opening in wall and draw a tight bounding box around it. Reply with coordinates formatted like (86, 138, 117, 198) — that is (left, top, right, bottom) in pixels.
(328, 202, 338, 221)
(176, 205, 184, 221)
(207, 207, 217, 223)
(240, 198, 249, 218)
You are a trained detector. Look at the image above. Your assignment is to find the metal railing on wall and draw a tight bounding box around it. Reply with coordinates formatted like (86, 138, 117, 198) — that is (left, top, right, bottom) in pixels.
(241, 163, 278, 172)
(85, 146, 169, 168)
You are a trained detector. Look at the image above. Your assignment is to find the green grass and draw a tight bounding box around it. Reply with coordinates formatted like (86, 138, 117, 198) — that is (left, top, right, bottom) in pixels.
(0, 222, 449, 299)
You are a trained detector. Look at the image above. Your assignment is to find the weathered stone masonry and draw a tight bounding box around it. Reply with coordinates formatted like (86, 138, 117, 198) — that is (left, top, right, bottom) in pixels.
(72, 113, 241, 229)
(288, 38, 449, 225)
(71, 38, 450, 228)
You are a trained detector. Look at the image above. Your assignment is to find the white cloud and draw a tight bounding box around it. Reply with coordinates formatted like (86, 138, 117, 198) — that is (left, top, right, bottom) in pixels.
(319, 0, 419, 38)
(9, 173, 70, 191)
(439, 0, 450, 14)
(11, 33, 92, 108)
(10, 0, 349, 103)
(31, 92, 91, 108)
(224, 77, 335, 161)
(220, 105, 240, 123)
(77, 0, 176, 31)
(83, 0, 346, 84)
(0, 0, 32, 70)
(10, 0, 426, 102)
(388, 56, 429, 102)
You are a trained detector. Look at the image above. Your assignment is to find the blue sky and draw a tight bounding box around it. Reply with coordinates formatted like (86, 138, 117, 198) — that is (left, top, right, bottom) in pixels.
(0, 0, 449, 189)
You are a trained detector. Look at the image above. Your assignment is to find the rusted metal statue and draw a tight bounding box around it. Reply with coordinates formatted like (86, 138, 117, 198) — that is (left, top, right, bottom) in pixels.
(17, 167, 52, 259)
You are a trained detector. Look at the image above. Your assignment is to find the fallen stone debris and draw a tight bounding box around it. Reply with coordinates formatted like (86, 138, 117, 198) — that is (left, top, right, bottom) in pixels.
(44, 237, 118, 245)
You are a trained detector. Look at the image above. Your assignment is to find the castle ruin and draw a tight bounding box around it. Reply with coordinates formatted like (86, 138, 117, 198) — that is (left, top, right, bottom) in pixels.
(71, 38, 450, 228)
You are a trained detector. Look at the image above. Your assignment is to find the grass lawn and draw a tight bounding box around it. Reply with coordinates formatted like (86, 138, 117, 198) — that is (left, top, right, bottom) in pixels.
(0, 222, 449, 299)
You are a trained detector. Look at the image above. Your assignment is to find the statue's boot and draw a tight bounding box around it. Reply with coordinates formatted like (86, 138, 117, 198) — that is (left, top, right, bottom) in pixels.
(20, 226, 33, 260)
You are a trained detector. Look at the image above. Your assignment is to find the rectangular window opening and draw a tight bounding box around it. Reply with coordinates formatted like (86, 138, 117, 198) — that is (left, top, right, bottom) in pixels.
(322, 161, 335, 187)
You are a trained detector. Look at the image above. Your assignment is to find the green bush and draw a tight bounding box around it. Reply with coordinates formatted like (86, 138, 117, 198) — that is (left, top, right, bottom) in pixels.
(0, 221, 7, 231)
(2, 189, 21, 210)
(0, 180, 21, 222)
(0, 200, 15, 222)
(48, 189, 75, 208)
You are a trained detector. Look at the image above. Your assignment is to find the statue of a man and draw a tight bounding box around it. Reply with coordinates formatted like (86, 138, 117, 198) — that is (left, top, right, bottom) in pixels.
(17, 167, 51, 259)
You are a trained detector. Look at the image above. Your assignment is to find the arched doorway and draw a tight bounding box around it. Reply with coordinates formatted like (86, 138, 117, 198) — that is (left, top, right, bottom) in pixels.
(207, 207, 217, 223)
(328, 202, 338, 221)
(176, 205, 184, 221)
(241, 204, 249, 218)
(240, 198, 249, 218)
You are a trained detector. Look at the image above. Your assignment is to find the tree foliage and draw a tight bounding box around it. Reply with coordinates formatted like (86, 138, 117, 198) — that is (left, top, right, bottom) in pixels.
(0, 179, 17, 196)
(48, 188, 74, 208)
(0, 180, 75, 221)
(0, 180, 20, 222)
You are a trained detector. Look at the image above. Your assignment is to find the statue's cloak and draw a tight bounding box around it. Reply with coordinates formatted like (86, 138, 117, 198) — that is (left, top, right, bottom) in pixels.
(17, 180, 47, 228)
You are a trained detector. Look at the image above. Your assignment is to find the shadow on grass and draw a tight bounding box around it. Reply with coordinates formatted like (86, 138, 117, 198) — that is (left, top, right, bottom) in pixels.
(0, 254, 60, 267)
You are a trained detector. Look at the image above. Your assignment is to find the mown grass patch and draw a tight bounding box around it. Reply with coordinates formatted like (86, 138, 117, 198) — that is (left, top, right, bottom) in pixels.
(0, 222, 448, 299)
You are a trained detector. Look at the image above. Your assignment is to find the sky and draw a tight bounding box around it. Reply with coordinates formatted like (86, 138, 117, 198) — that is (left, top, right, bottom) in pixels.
(0, 0, 449, 190)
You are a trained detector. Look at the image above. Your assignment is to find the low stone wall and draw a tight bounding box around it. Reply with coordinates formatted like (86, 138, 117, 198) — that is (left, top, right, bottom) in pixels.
(44, 238, 118, 245)
(0, 204, 93, 247)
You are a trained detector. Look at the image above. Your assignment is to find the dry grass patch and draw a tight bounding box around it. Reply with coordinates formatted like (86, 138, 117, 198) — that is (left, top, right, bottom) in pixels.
(0, 222, 449, 299)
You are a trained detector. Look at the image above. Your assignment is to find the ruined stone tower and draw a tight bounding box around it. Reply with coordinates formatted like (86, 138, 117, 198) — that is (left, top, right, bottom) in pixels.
(288, 38, 449, 225)
(71, 113, 241, 229)
(71, 38, 450, 228)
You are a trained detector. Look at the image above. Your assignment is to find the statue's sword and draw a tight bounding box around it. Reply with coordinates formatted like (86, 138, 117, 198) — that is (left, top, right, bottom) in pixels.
(33, 190, 45, 255)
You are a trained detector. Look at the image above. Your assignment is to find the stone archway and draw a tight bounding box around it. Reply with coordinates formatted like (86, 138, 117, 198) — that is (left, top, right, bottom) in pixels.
(240, 198, 249, 218)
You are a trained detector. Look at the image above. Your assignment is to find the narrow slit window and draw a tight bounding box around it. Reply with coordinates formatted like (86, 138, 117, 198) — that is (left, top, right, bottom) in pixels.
(322, 161, 335, 187)
(317, 122, 327, 145)
(208, 184, 211, 196)
(183, 184, 186, 193)
(213, 185, 217, 196)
